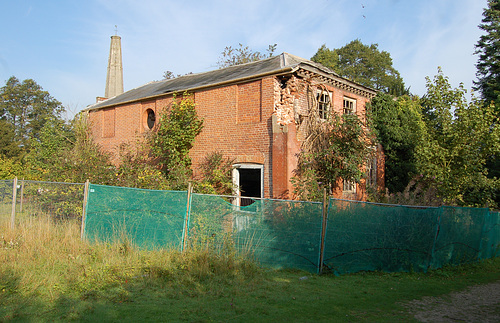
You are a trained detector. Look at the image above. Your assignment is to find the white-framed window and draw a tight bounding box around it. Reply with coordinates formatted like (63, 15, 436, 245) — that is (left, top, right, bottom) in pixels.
(316, 91, 331, 120)
(343, 179, 356, 193)
(343, 97, 356, 115)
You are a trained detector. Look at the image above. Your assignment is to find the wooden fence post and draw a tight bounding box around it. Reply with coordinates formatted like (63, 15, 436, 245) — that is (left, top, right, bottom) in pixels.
(80, 180, 90, 240)
(319, 187, 329, 274)
(10, 177, 18, 230)
(182, 182, 193, 252)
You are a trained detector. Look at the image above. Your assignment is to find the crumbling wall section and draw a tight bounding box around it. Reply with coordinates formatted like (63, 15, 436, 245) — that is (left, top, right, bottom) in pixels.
(273, 76, 301, 126)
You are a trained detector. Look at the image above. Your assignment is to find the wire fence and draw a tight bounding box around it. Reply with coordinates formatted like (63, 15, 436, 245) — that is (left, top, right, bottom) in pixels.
(0, 179, 84, 228)
(2, 179, 499, 274)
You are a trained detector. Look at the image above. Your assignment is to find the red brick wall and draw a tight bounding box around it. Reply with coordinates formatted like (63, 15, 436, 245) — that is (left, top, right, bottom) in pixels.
(237, 81, 262, 123)
(191, 79, 274, 197)
(88, 74, 383, 200)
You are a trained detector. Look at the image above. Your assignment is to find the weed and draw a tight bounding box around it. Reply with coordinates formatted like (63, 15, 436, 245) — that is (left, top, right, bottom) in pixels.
(0, 215, 498, 322)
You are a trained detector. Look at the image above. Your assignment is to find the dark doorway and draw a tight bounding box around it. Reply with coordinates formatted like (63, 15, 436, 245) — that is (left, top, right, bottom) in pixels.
(238, 168, 262, 206)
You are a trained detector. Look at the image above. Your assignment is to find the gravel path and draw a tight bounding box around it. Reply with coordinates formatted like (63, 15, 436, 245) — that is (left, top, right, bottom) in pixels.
(405, 281, 500, 322)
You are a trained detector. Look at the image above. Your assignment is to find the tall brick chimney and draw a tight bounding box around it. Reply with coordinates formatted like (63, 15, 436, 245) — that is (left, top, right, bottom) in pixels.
(104, 35, 124, 98)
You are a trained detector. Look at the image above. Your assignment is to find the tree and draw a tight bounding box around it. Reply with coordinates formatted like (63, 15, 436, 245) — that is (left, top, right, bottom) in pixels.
(311, 40, 407, 95)
(163, 71, 178, 80)
(474, 0, 500, 113)
(162, 71, 193, 80)
(0, 76, 64, 149)
(293, 112, 374, 201)
(194, 151, 234, 195)
(417, 69, 500, 207)
(0, 119, 21, 158)
(25, 117, 74, 180)
(216, 43, 277, 68)
(149, 93, 203, 189)
(369, 93, 427, 192)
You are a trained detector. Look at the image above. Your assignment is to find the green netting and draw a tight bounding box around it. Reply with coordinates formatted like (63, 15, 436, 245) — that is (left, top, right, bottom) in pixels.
(79, 183, 500, 274)
(243, 199, 323, 272)
(323, 200, 440, 274)
(323, 201, 500, 274)
(84, 184, 188, 249)
(429, 206, 489, 268)
(188, 194, 323, 272)
(480, 211, 500, 259)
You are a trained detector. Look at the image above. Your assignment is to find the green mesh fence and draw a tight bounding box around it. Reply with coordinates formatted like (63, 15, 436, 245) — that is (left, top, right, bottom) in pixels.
(480, 211, 500, 260)
(429, 206, 489, 269)
(81, 184, 500, 274)
(323, 200, 441, 274)
(238, 198, 323, 272)
(188, 194, 323, 272)
(84, 184, 188, 249)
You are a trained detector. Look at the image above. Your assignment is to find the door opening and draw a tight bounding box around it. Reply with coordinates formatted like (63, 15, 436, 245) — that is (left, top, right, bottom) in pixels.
(233, 164, 263, 206)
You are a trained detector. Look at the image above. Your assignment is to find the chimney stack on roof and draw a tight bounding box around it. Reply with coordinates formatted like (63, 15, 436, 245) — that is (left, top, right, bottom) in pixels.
(104, 35, 124, 99)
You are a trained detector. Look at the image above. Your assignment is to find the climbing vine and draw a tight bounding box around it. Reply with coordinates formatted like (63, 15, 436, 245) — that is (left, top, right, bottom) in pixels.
(150, 93, 203, 189)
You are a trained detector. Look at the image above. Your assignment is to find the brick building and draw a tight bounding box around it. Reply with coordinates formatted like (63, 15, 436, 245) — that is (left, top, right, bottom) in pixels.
(85, 53, 384, 201)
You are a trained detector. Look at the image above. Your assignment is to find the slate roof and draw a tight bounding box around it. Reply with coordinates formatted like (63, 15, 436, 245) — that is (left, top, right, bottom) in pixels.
(86, 53, 371, 111)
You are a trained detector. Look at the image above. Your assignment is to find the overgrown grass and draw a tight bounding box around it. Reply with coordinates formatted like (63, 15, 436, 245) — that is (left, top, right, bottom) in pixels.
(1, 216, 499, 322)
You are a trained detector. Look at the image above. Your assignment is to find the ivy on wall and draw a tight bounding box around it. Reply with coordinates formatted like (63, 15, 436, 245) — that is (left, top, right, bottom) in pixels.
(149, 93, 204, 190)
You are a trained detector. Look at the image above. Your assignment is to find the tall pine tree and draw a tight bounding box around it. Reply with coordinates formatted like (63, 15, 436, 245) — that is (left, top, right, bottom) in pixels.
(474, 0, 500, 114)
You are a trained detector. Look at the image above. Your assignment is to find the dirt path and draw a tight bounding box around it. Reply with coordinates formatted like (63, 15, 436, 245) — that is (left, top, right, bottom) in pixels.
(404, 281, 500, 322)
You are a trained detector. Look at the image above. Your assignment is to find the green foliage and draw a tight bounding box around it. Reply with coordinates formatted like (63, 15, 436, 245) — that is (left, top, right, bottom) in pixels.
(0, 156, 25, 179)
(294, 112, 373, 200)
(24, 113, 116, 184)
(311, 40, 407, 95)
(0, 76, 64, 149)
(216, 43, 277, 68)
(474, 0, 500, 113)
(417, 69, 500, 207)
(114, 141, 170, 190)
(369, 93, 427, 192)
(194, 151, 234, 195)
(310, 44, 337, 70)
(162, 71, 193, 80)
(291, 168, 324, 202)
(150, 93, 203, 190)
(380, 176, 444, 207)
(25, 117, 74, 180)
(0, 119, 21, 159)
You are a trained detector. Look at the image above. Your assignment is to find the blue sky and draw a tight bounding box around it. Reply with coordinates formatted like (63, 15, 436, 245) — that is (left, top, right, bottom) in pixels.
(0, 0, 487, 118)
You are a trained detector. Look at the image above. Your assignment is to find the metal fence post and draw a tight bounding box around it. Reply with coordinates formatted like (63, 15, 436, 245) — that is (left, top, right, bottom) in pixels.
(10, 177, 18, 229)
(427, 207, 443, 270)
(80, 180, 90, 240)
(182, 182, 193, 252)
(319, 188, 329, 274)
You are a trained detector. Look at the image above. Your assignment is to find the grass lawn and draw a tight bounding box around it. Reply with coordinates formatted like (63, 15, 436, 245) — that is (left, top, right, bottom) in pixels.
(1, 217, 499, 322)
